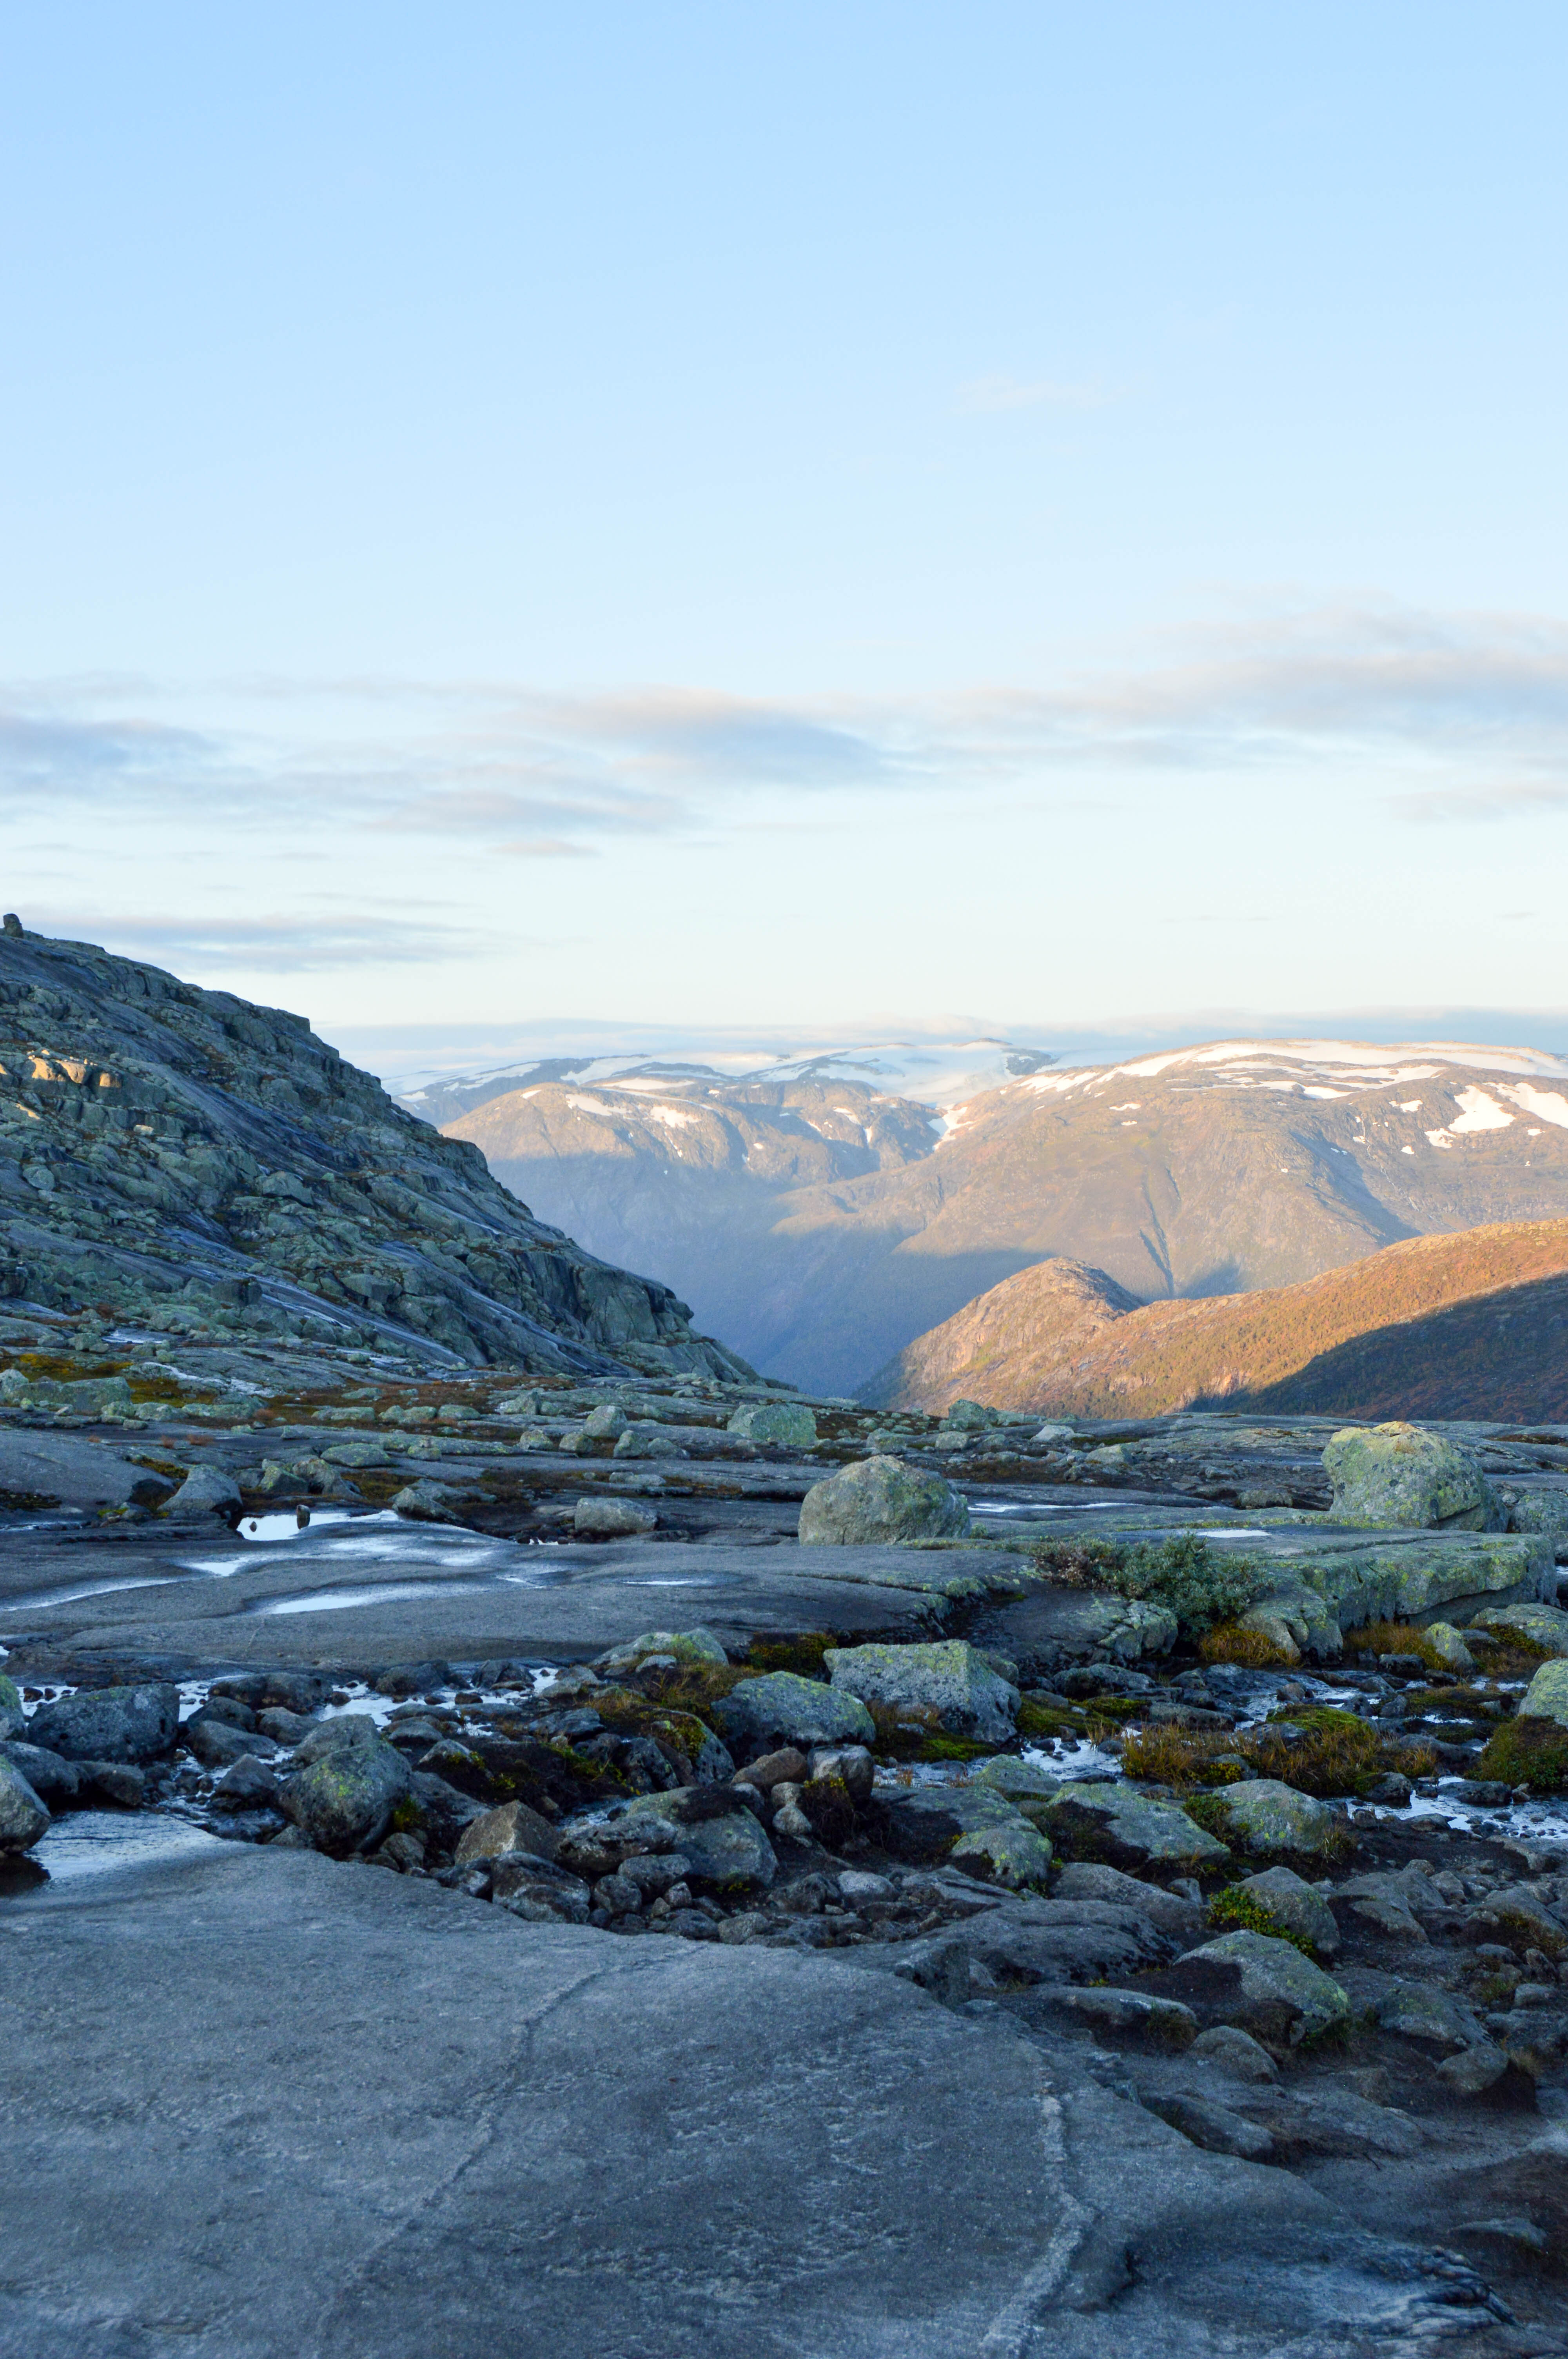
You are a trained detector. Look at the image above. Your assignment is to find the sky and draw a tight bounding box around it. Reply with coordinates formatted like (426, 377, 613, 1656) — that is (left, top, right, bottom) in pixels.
(5, 2, 1568, 1078)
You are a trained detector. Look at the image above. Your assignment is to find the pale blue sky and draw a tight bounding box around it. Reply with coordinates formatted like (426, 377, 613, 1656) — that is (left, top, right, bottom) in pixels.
(5, 4, 1568, 1064)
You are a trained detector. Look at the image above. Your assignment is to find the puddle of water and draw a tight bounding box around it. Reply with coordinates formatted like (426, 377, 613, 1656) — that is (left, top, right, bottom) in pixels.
(25, 1810, 225, 1884)
(248, 1579, 492, 1618)
(235, 1510, 355, 1543)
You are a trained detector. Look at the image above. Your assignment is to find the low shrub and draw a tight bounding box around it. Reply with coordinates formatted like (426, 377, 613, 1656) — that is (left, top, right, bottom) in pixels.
(1207, 1885, 1315, 1956)
(1339, 1620, 1450, 1674)
(745, 1632, 835, 1677)
(1246, 1707, 1381, 1797)
(1199, 1623, 1295, 1668)
(1476, 1714, 1568, 1794)
(1029, 1532, 1267, 1641)
(1119, 1727, 1249, 1787)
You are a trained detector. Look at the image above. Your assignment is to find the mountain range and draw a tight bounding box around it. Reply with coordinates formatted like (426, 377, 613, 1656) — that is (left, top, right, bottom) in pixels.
(864, 1217, 1568, 1421)
(434, 1038, 1568, 1393)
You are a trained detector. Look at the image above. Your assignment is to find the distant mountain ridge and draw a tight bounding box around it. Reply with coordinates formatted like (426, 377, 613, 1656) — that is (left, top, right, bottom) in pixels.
(862, 1217, 1568, 1422)
(440, 1037, 1568, 1393)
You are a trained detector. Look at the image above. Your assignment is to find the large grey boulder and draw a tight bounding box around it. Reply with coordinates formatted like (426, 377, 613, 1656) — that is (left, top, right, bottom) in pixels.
(0, 1755, 49, 1852)
(726, 1401, 817, 1448)
(1169, 1930, 1350, 2048)
(1518, 1657, 1568, 1727)
(714, 1671, 875, 1752)
(824, 1639, 1019, 1742)
(453, 1800, 560, 1866)
(797, 1454, 970, 1545)
(28, 1682, 179, 1764)
(562, 1788, 777, 1893)
(1472, 1600, 1568, 1656)
(165, 1465, 242, 1515)
(1322, 1422, 1501, 1530)
(281, 1723, 411, 1855)
(1043, 1781, 1230, 1876)
(1205, 1780, 1346, 1862)
(574, 1497, 658, 1537)
(881, 1786, 1051, 1889)
(1237, 1866, 1340, 1958)
(1, 1740, 79, 1802)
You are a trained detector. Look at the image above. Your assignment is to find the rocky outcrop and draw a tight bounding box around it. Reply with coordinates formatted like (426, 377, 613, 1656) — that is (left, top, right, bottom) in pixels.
(0, 924, 750, 1376)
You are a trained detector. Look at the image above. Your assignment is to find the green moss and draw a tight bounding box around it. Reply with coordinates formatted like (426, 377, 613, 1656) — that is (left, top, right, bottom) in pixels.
(1029, 1532, 1267, 1640)
(745, 1632, 835, 1677)
(1016, 1702, 1086, 1740)
(1207, 1886, 1316, 1957)
(1476, 1714, 1568, 1794)
(389, 1794, 423, 1834)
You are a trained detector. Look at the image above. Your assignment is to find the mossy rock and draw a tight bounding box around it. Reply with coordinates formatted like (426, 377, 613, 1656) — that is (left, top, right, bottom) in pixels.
(1476, 1714, 1568, 1794)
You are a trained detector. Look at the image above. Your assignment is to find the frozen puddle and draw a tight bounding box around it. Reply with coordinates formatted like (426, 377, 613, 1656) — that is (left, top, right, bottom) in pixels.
(234, 1509, 356, 1543)
(27, 1810, 224, 1884)
(250, 1578, 493, 1617)
(0, 1573, 189, 1617)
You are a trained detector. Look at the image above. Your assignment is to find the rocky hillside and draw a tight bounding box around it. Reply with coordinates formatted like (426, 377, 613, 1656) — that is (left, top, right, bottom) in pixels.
(0, 921, 748, 1376)
(443, 1039, 1568, 1393)
(865, 1217, 1568, 1421)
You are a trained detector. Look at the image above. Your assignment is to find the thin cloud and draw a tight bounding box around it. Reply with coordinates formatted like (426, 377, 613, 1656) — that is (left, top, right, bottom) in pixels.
(956, 374, 1119, 414)
(16, 909, 494, 973)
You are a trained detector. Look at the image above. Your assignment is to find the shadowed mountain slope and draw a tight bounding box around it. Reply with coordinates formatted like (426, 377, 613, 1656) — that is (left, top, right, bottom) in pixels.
(0, 923, 747, 1375)
(445, 1040, 1568, 1392)
(863, 1217, 1568, 1420)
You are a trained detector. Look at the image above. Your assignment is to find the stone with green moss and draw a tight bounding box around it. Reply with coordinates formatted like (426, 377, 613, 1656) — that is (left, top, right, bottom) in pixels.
(824, 1640, 1019, 1742)
(1323, 1422, 1501, 1530)
(1234, 1866, 1338, 1956)
(599, 1627, 730, 1674)
(882, 1783, 1049, 1886)
(971, 1754, 1062, 1801)
(1207, 1779, 1345, 1861)
(1518, 1657, 1568, 1728)
(1422, 1621, 1476, 1672)
(797, 1454, 971, 1545)
(715, 1671, 875, 1751)
(1472, 1601, 1568, 1658)
(283, 1733, 410, 1856)
(1178, 1930, 1349, 2047)
(1043, 1781, 1230, 1874)
(727, 1401, 817, 1447)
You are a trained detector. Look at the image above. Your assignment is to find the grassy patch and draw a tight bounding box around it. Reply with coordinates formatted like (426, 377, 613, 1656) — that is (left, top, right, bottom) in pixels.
(1120, 1728, 1249, 1786)
(1029, 1533, 1267, 1640)
(1476, 1714, 1568, 1794)
(1339, 1620, 1451, 1673)
(1199, 1623, 1296, 1668)
(745, 1633, 835, 1677)
(1120, 1705, 1428, 1801)
(1016, 1701, 1087, 1741)
(1465, 1628, 1556, 1679)
(1247, 1707, 1382, 1797)
(1207, 1885, 1316, 1956)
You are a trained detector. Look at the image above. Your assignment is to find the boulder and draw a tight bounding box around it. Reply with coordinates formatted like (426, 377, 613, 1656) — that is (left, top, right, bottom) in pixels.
(1042, 1781, 1230, 1876)
(1422, 1621, 1477, 1673)
(1051, 1862, 1207, 1945)
(612, 1428, 680, 1458)
(28, 1681, 178, 1764)
(1, 1740, 78, 1801)
(1373, 1982, 1480, 2053)
(598, 1627, 728, 1673)
(1033, 1985, 1198, 2049)
(210, 1756, 283, 1812)
(971, 1754, 1063, 1803)
(391, 1481, 459, 1521)
(282, 1729, 411, 1856)
(581, 1405, 628, 1440)
(882, 1787, 1051, 1888)
(568, 1789, 777, 1893)
(1189, 2025, 1278, 2081)
(165, 1465, 241, 1515)
(1205, 1780, 1346, 1862)
(321, 1441, 392, 1468)
(715, 1672, 875, 1753)
(454, 1799, 560, 1867)
(0, 1756, 49, 1852)
(1236, 1866, 1339, 1957)
(1172, 1930, 1350, 2048)
(943, 1400, 998, 1429)
(1322, 1423, 1500, 1530)
(824, 1640, 1019, 1743)
(1518, 1657, 1568, 1728)
(726, 1402, 817, 1448)
(184, 1712, 275, 1770)
(1472, 1600, 1568, 1657)
(797, 1455, 970, 1545)
(574, 1498, 658, 1537)
(0, 1673, 21, 1742)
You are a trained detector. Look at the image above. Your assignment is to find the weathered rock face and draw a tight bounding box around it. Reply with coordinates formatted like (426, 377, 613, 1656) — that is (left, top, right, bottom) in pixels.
(824, 1640, 1020, 1743)
(0, 925, 751, 1376)
(797, 1454, 970, 1544)
(28, 1681, 178, 1763)
(1323, 1422, 1501, 1530)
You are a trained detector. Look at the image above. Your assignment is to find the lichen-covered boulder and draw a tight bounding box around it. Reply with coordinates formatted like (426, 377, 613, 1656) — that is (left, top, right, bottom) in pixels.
(454, 1799, 560, 1866)
(165, 1465, 242, 1515)
(574, 1497, 658, 1536)
(391, 1480, 459, 1521)
(1472, 1601, 1568, 1657)
(798, 1455, 970, 1545)
(0, 1756, 49, 1853)
(1518, 1658, 1568, 1728)
(943, 1400, 998, 1430)
(1174, 1930, 1349, 2048)
(281, 1723, 410, 1856)
(971, 1754, 1062, 1802)
(715, 1672, 875, 1752)
(1206, 1780, 1346, 1862)
(1237, 1866, 1339, 1957)
(570, 1788, 777, 1892)
(0, 1673, 22, 1742)
(824, 1641, 1019, 1743)
(1323, 1423, 1500, 1530)
(882, 1786, 1051, 1889)
(1423, 1621, 1477, 1673)
(726, 1401, 817, 1448)
(597, 1627, 728, 1674)
(28, 1682, 179, 1764)
(1042, 1781, 1230, 1876)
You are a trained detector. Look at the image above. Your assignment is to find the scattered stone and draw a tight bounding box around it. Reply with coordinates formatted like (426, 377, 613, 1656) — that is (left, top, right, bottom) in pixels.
(715, 1672, 875, 1753)
(1034, 1985, 1198, 2048)
(165, 1465, 242, 1515)
(1143, 2092, 1275, 2162)
(574, 1497, 658, 1537)
(1516, 1657, 1568, 1727)
(1051, 1862, 1207, 1944)
(824, 1640, 1019, 1743)
(1423, 1621, 1477, 1673)
(1043, 1781, 1230, 1876)
(0, 1756, 49, 1851)
(454, 1799, 560, 1867)
(0, 1741, 78, 1801)
(1171, 1930, 1350, 2048)
(1238, 1865, 1340, 1957)
(29, 1682, 178, 1764)
(1189, 2025, 1279, 2081)
(1322, 1422, 1500, 1530)
(726, 1402, 817, 1447)
(1471, 1600, 1568, 1656)
(598, 1627, 728, 1673)
(1206, 1780, 1346, 1862)
(1437, 2043, 1510, 2096)
(797, 1454, 970, 1545)
(391, 1481, 459, 1521)
(210, 1756, 283, 1811)
(1373, 1983, 1480, 2054)
(281, 1727, 410, 1856)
